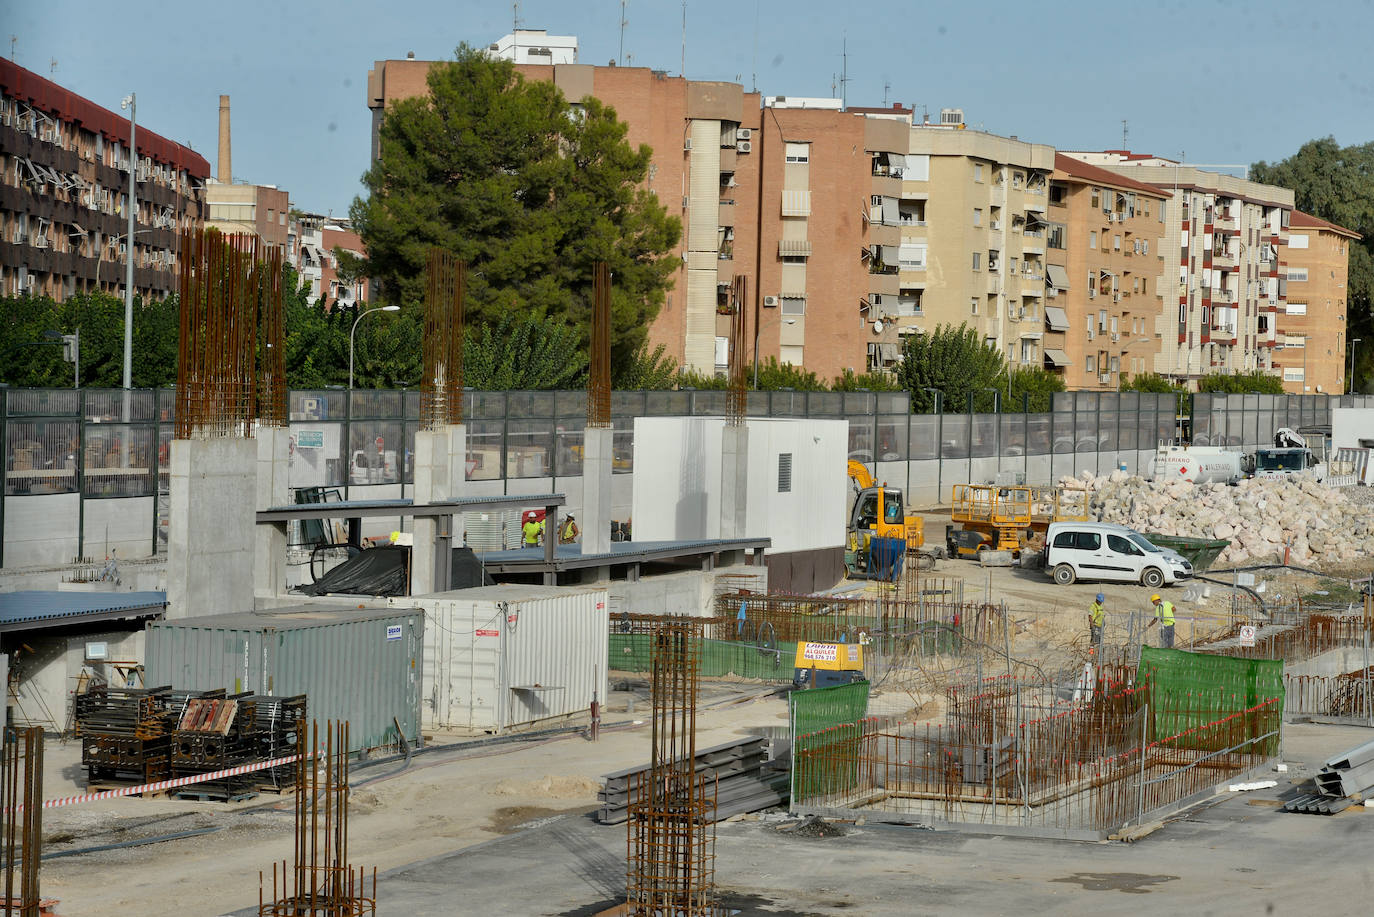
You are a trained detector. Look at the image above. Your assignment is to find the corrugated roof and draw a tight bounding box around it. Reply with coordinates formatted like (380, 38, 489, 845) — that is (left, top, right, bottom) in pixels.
(1290, 210, 1362, 240)
(0, 590, 166, 632)
(1054, 153, 1173, 198)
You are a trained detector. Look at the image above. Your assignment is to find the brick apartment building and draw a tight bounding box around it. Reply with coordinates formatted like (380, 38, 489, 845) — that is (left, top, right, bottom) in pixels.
(1277, 211, 1361, 394)
(287, 212, 370, 308)
(0, 59, 209, 301)
(1044, 154, 1171, 388)
(1064, 153, 1294, 386)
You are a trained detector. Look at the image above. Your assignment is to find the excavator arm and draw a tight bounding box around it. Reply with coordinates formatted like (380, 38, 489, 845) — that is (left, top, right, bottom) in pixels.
(847, 460, 876, 490)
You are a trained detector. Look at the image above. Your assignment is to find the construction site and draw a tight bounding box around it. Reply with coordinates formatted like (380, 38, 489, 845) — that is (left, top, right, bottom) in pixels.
(3, 230, 1374, 916)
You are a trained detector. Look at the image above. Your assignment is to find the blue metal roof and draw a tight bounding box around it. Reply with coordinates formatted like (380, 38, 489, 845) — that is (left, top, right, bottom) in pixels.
(0, 590, 167, 632)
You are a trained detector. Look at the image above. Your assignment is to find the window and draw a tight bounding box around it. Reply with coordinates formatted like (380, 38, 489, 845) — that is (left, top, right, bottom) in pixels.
(1113, 235, 1122, 251)
(1012, 172, 1023, 189)
(898, 243, 927, 270)
(971, 252, 981, 271)
(970, 297, 979, 315)
(1047, 223, 1066, 249)
(973, 208, 982, 227)
(988, 249, 1000, 271)
(1089, 231, 1097, 250)
(1107, 534, 1139, 555)
(1110, 356, 1119, 373)
(974, 163, 984, 182)
(1287, 267, 1308, 282)
(1052, 530, 1100, 551)
(1159, 201, 1166, 223)
(906, 154, 930, 181)
(784, 142, 810, 163)
(1020, 339, 1038, 363)
(1283, 368, 1305, 382)
(1091, 188, 1100, 209)
(1088, 273, 1097, 298)
(777, 453, 792, 493)
(1049, 183, 1067, 205)
(1286, 301, 1307, 315)
(1086, 355, 1095, 372)
(781, 296, 806, 315)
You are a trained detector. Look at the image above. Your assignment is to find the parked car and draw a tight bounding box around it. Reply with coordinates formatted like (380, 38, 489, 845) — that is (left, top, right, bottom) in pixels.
(1043, 521, 1192, 588)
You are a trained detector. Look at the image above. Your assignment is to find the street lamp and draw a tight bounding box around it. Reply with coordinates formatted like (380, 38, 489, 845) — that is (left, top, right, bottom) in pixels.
(120, 93, 135, 393)
(349, 305, 400, 390)
(1350, 339, 1363, 395)
(751, 316, 795, 389)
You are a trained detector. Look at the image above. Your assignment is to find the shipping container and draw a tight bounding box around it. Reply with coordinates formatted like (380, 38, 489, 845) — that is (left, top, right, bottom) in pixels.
(394, 584, 608, 734)
(144, 605, 423, 754)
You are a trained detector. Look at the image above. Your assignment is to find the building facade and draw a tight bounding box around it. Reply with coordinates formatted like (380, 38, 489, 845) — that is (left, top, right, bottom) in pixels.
(1064, 154, 1294, 386)
(1277, 211, 1360, 394)
(287, 212, 370, 308)
(204, 180, 290, 248)
(1045, 154, 1171, 388)
(0, 59, 209, 301)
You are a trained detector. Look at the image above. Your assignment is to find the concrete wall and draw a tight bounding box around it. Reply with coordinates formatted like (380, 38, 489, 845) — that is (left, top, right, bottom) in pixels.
(5, 627, 144, 732)
(165, 438, 256, 618)
(4, 494, 79, 567)
(82, 496, 155, 560)
(631, 417, 847, 554)
(1332, 408, 1374, 451)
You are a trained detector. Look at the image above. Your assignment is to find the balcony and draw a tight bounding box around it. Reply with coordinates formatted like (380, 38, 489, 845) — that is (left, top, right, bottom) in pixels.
(1210, 325, 1237, 344)
(1213, 213, 1237, 233)
(1212, 287, 1237, 304)
(869, 271, 900, 297)
(1211, 250, 1236, 270)
(718, 201, 736, 227)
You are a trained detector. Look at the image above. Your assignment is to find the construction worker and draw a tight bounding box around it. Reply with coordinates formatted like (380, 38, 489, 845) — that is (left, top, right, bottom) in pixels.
(1148, 594, 1175, 648)
(558, 513, 580, 544)
(521, 512, 543, 547)
(1089, 593, 1106, 654)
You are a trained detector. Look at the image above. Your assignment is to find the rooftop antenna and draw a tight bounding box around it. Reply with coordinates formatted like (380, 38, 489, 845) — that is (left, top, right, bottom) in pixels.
(1121, 119, 1128, 150)
(751, 0, 759, 92)
(619, 0, 628, 66)
(883, 80, 890, 107)
(512, 2, 520, 61)
(50, 57, 57, 76)
(839, 34, 850, 109)
(9, 35, 15, 61)
(681, 0, 687, 77)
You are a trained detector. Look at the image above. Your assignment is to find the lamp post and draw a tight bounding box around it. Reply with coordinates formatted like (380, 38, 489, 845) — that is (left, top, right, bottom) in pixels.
(1350, 339, 1363, 395)
(349, 305, 400, 390)
(119, 93, 135, 393)
(751, 316, 795, 389)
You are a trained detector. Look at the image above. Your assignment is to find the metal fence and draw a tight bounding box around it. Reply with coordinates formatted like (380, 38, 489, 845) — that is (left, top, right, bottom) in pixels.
(1, 387, 1364, 567)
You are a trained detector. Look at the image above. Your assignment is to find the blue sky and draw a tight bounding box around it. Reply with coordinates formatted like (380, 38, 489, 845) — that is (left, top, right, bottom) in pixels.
(8, 0, 1372, 215)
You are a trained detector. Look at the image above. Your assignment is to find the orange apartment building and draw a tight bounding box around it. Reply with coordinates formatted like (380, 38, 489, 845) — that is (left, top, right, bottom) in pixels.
(1276, 211, 1361, 393)
(1044, 154, 1171, 387)
(0, 59, 209, 301)
(366, 57, 915, 381)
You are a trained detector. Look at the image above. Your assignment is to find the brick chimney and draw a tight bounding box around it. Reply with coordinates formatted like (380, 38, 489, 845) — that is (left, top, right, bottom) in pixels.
(217, 95, 231, 183)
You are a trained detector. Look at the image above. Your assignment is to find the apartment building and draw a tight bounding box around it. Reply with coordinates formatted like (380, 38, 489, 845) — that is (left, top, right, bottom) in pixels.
(287, 212, 370, 308)
(1044, 154, 1171, 387)
(0, 59, 209, 301)
(896, 115, 1057, 369)
(485, 29, 578, 65)
(204, 181, 290, 248)
(1064, 153, 1294, 386)
(1276, 211, 1360, 393)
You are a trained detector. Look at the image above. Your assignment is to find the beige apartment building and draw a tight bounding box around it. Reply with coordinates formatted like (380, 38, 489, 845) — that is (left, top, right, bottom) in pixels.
(1044, 154, 1171, 388)
(894, 116, 1057, 369)
(203, 95, 290, 248)
(1277, 211, 1361, 393)
(1064, 154, 1294, 386)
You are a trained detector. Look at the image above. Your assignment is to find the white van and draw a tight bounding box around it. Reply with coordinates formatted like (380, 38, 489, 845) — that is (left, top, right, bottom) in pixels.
(1043, 521, 1192, 588)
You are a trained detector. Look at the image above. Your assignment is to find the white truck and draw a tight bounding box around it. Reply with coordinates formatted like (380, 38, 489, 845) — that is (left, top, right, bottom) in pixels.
(1150, 444, 1250, 484)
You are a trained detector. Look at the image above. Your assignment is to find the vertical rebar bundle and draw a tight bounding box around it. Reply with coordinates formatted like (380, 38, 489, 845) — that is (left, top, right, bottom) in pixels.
(726, 276, 748, 425)
(255, 243, 287, 426)
(259, 721, 375, 917)
(627, 620, 719, 916)
(1, 727, 43, 917)
(420, 249, 464, 430)
(588, 261, 612, 428)
(176, 229, 273, 438)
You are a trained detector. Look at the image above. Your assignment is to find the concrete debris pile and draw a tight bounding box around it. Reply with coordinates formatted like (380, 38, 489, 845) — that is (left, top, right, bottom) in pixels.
(1058, 470, 1374, 568)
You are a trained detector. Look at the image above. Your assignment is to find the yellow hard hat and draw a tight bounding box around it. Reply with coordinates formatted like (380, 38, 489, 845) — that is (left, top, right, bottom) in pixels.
(1150, 594, 1161, 603)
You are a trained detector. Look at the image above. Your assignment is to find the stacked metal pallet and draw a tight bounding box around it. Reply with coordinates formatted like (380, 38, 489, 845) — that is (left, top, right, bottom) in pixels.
(1284, 737, 1374, 815)
(75, 686, 176, 785)
(597, 736, 787, 825)
(170, 692, 258, 801)
(244, 694, 307, 791)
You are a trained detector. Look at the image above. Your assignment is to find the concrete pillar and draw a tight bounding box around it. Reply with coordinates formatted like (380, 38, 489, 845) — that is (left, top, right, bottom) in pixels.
(412, 424, 466, 595)
(581, 426, 613, 556)
(719, 422, 749, 539)
(254, 425, 291, 599)
(166, 437, 257, 619)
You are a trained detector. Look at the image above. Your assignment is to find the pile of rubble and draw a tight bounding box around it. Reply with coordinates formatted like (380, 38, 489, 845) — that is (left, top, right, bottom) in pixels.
(1060, 470, 1374, 568)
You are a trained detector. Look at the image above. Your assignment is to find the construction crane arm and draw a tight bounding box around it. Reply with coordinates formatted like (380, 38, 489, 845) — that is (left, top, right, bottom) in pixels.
(847, 460, 875, 490)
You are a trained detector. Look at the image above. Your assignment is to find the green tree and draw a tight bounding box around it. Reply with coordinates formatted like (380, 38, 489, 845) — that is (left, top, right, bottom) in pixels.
(896, 323, 1006, 413)
(464, 312, 587, 390)
(832, 368, 902, 392)
(0, 292, 180, 388)
(1196, 370, 1286, 395)
(613, 342, 679, 390)
(352, 45, 682, 367)
(1252, 137, 1374, 391)
(1007, 365, 1066, 413)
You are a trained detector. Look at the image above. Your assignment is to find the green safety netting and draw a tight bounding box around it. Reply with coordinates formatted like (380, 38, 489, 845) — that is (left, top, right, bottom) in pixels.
(609, 634, 796, 682)
(790, 682, 871, 802)
(1139, 647, 1284, 749)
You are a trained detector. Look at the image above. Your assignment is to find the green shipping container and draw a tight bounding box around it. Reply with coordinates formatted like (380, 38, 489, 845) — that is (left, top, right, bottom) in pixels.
(144, 605, 423, 754)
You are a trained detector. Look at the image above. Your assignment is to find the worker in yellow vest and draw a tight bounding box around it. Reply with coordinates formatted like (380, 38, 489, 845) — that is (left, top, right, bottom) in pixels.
(1088, 593, 1106, 655)
(1148, 594, 1175, 649)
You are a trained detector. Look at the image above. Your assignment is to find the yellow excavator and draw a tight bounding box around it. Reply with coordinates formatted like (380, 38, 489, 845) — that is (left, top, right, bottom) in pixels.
(845, 461, 935, 577)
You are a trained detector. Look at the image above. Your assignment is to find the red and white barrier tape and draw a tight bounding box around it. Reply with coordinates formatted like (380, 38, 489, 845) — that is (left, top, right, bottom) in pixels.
(24, 752, 303, 811)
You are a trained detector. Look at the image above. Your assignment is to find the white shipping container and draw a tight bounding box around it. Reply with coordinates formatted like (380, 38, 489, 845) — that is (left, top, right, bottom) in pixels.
(394, 584, 608, 734)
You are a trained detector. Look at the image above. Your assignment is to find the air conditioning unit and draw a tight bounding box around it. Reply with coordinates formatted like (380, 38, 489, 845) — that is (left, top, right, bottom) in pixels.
(738, 127, 752, 140)
(1099, 373, 1112, 384)
(1113, 292, 1122, 302)
(31, 234, 48, 249)
(1046, 286, 1057, 298)
(683, 137, 693, 151)
(1088, 288, 1096, 299)
(1111, 332, 1120, 342)
(737, 140, 752, 153)
(763, 295, 779, 308)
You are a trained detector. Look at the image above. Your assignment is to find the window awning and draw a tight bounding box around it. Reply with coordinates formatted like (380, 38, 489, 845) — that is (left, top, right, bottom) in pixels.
(1026, 211, 1049, 224)
(1044, 306, 1070, 332)
(779, 239, 813, 257)
(1043, 349, 1071, 367)
(1045, 264, 1070, 290)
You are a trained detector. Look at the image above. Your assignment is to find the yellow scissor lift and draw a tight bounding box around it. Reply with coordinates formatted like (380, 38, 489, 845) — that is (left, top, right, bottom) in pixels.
(946, 484, 1088, 558)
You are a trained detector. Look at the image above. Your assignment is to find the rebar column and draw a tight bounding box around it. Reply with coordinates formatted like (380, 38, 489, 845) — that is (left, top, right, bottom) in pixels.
(589, 261, 612, 429)
(421, 249, 465, 430)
